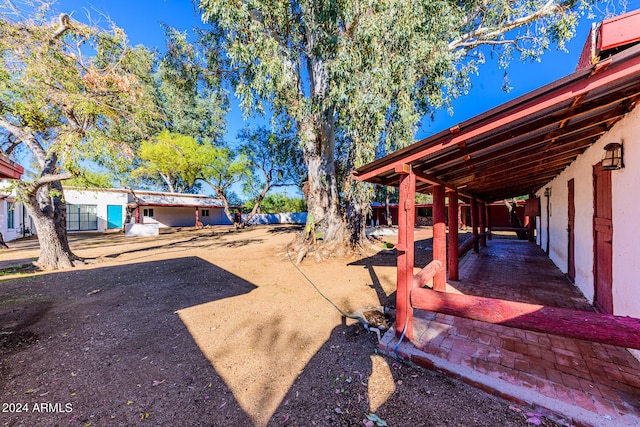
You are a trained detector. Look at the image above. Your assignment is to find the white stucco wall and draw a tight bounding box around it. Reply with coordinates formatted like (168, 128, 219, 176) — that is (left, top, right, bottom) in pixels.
(143, 207, 195, 227)
(141, 207, 231, 227)
(0, 198, 34, 242)
(536, 106, 640, 320)
(64, 189, 128, 232)
(204, 208, 232, 226)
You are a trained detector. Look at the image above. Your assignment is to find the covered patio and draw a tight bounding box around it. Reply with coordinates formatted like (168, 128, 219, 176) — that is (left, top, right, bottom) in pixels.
(387, 238, 640, 426)
(352, 12, 640, 426)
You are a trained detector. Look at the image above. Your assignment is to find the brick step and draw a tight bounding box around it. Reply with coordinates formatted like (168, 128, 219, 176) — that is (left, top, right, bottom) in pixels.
(381, 312, 640, 427)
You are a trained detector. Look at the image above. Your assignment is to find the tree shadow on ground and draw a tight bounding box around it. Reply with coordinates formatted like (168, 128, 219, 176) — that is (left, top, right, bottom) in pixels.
(264, 224, 304, 234)
(0, 253, 558, 427)
(0, 257, 256, 427)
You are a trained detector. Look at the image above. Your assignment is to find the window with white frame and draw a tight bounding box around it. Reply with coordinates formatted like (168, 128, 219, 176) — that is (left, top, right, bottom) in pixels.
(201, 209, 210, 217)
(143, 208, 154, 217)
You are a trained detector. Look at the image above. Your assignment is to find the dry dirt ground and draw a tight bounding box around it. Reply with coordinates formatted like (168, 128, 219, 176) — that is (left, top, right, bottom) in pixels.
(0, 225, 558, 427)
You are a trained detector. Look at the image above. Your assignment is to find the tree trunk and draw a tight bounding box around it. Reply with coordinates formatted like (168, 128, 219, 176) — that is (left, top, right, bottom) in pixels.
(23, 180, 79, 270)
(386, 189, 392, 226)
(345, 194, 367, 248)
(0, 232, 8, 249)
(242, 182, 270, 227)
(300, 114, 345, 244)
(204, 181, 239, 227)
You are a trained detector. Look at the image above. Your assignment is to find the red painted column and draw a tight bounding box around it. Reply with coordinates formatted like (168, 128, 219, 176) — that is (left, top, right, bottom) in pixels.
(447, 190, 459, 282)
(471, 199, 479, 253)
(396, 168, 416, 340)
(135, 207, 141, 224)
(486, 204, 493, 240)
(195, 208, 200, 225)
(528, 193, 536, 242)
(432, 185, 447, 291)
(479, 202, 487, 247)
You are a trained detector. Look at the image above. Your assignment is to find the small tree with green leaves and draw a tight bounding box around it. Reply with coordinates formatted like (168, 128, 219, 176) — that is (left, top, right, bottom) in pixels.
(134, 131, 250, 225)
(134, 131, 205, 193)
(238, 125, 304, 226)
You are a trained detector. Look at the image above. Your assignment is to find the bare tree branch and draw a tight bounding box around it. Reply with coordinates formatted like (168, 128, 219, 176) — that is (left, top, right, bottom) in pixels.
(0, 116, 47, 166)
(448, 0, 562, 52)
(51, 13, 70, 39)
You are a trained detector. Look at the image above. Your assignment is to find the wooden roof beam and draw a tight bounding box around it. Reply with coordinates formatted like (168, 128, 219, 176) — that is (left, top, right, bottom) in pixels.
(422, 90, 640, 177)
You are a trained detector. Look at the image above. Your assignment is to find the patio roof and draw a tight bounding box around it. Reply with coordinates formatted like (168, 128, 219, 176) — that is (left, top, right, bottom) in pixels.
(353, 43, 640, 202)
(0, 155, 23, 180)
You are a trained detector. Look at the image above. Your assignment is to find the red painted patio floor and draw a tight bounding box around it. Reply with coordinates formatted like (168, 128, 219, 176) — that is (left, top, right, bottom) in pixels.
(380, 239, 640, 427)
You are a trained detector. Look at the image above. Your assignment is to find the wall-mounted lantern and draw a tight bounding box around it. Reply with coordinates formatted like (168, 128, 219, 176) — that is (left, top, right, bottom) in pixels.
(602, 142, 624, 170)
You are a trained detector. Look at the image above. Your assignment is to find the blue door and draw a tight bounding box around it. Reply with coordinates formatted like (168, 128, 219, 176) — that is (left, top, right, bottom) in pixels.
(107, 205, 123, 229)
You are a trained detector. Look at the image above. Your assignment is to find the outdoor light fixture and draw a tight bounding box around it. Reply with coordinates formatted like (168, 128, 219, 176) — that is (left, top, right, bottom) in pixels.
(602, 142, 624, 170)
(544, 187, 551, 197)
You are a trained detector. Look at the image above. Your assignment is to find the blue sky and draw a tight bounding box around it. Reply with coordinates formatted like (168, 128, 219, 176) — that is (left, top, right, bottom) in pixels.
(53, 0, 639, 197)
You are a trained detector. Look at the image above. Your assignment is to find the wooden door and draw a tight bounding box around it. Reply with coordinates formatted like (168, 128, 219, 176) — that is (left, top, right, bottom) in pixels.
(593, 163, 613, 314)
(568, 179, 576, 282)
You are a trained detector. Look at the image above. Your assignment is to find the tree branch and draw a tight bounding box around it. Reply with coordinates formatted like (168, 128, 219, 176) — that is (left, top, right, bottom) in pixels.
(0, 116, 47, 166)
(51, 13, 71, 39)
(448, 1, 562, 52)
(25, 172, 73, 198)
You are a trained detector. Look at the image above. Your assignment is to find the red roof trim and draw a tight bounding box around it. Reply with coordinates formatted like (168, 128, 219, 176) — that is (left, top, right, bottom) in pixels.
(0, 155, 24, 179)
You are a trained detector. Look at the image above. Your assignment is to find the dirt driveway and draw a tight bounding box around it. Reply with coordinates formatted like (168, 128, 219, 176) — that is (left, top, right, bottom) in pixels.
(0, 225, 556, 426)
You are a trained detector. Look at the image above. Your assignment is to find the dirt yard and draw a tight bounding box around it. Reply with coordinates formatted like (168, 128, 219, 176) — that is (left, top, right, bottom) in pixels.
(0, 225, 557, 426)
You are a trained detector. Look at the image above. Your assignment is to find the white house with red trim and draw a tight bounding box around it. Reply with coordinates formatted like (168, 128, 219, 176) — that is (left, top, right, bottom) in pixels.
(1, 184, 234, 242)
(62, 187, 233, 232)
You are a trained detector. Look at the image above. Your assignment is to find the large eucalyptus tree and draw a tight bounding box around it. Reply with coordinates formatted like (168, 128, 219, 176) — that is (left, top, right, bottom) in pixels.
(0, 2, 159, 269)
(198, 0, 619, 254)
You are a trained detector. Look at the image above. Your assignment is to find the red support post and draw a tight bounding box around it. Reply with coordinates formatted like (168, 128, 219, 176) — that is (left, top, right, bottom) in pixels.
(432, 185, 447, 290)
(396, 168, 416, 340)
(528, 193, 536, 242)
(486, 204, 493, 240)
(479, 202, 487, 247)
(447, 190, 459, 282)
(136, 207, 141, 224)
(471, 199, 479, 253)
(195, 208, 200, 226)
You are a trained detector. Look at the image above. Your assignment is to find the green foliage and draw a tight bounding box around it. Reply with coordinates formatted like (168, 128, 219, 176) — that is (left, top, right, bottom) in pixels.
(199, 0, 598, 163)
(134, 131, 202, 192)
(0, 1, 161, 173)
(64, 170, 114, 188)
(238, 125, 305, 198)
(243, 193, 306, 213)
(198, 0, 608, 242)
(156, 25, 228, 144)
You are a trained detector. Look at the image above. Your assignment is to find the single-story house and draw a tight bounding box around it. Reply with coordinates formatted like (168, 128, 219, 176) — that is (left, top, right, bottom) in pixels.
(1, 185, 235, 242)
(63, 187, 234, 232)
